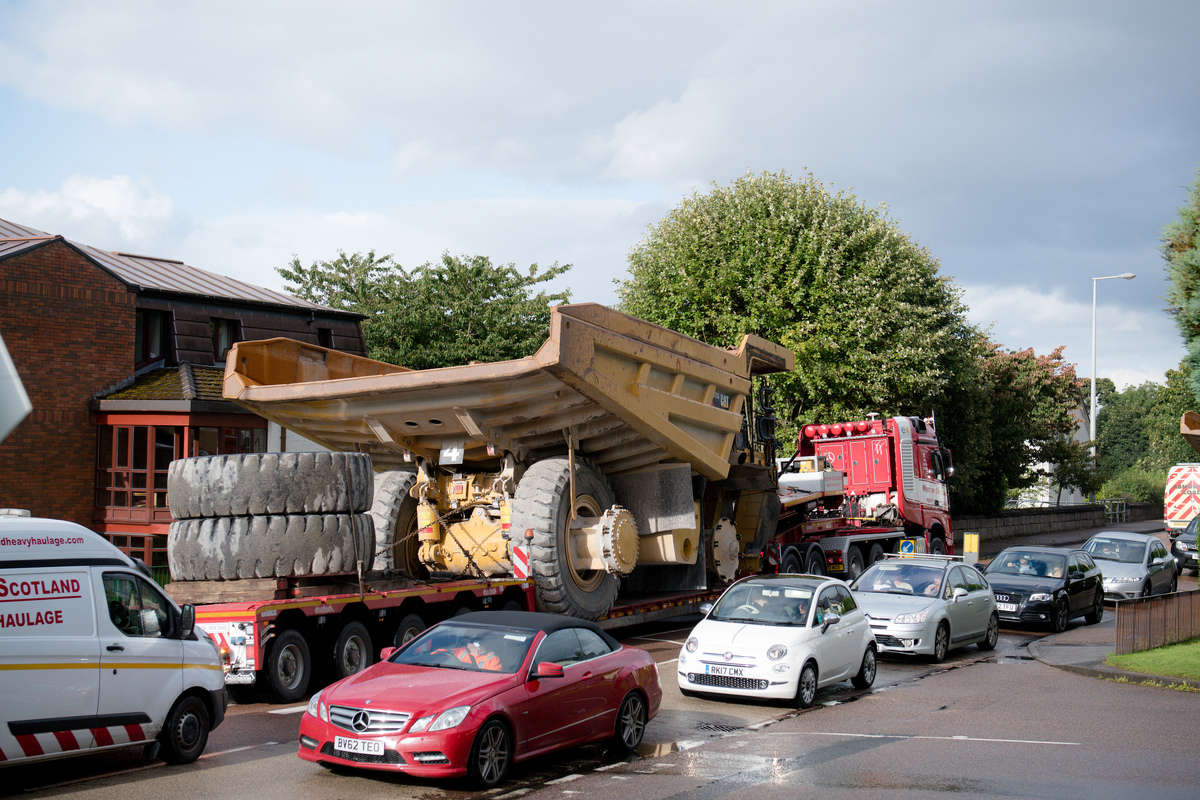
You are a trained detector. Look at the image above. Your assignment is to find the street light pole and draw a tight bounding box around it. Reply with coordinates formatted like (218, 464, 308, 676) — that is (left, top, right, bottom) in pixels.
(1090, 273, 1136, 459)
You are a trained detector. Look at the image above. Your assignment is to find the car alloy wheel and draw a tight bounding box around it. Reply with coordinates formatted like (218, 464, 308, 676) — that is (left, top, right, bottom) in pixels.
(469, 720, 512, 788)
(796, 662, 818, 709)
(932, 622, 949, 663)
(851, 646, 876, 689)
(979, 613, 999, 650)
(1052, 598, 1069, 632)
(613, 692, 647, 751)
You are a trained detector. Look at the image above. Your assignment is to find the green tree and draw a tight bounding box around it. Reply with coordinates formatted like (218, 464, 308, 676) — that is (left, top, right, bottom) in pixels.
(1146, 364, 1197, 470)
(280, 251, 571, 369)
(1094, 381, 1157, 479)
(617, 169, 1070, 514)
(1164, 165, 1200, 405)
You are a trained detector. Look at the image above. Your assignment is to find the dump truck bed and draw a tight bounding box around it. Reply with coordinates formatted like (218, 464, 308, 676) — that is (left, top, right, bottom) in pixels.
(223, 303, 793, 480)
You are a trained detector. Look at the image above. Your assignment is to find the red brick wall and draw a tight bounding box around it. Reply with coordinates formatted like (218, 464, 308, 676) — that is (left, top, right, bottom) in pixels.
(0, 240, 135, 524)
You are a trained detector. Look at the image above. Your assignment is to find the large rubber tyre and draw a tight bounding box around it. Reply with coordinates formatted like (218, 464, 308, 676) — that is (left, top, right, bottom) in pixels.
(392, 613, 426, 648)
(931, 621, 950, 663)
(158, 695, 210, 764)
(979, 612, 999, 650)
(781, 548, 804, 575)
(796, 661, 818, 709)
(168, 452, 372, 518)
(333, 621, 373, 680)
(1084, 589, 1104, 625)
(929, 537, 947, 555)
(512, 457, 619, 620)
(867, 543, 886, 566)
(168, 513, 375, 580)
(612, 692, 648, 752)
(265, 629, 311, 703)
(846, 546, 865, 581)
(369, 470, 424, 576)
(851, 645, 877, 689)
(468, 719, 513, 789)
(805, 545, 827, 576)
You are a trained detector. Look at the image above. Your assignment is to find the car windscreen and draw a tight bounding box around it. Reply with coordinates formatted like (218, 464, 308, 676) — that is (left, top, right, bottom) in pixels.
(1084, 537, 1146, 564)
(390, 622, 534, 673)
(853, 563, 945, 597)
(711, 582, 815, 625)
(987, 551, 1067, 578)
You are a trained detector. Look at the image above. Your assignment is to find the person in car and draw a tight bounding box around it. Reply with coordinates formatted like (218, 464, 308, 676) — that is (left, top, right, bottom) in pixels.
(1018, 555, 1036, 575)
(453, 637, 502, 671)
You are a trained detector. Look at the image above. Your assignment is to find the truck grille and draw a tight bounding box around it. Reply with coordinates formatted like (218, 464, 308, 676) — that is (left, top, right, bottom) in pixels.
(329, 705, 411, 734)
(688, 673, 769, 691)
(320, 742, 405, 765)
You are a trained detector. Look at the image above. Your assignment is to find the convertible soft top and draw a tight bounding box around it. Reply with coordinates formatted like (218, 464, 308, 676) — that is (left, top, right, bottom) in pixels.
(449, 610, 619, 649)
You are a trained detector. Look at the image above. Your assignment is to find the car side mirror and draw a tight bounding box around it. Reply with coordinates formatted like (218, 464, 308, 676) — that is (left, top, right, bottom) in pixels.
(380, 646, 397, 661)
(535, 662, 565, 679)
(699, 603, 713, 617)
(1152, 557, 1165, 565)
(952, 587, 968, 602)
(821, 611, 841, 633)
(179, 604, 195, 639)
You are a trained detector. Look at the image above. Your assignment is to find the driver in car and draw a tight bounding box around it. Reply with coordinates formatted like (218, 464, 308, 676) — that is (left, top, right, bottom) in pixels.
(452, 636, 502, 671)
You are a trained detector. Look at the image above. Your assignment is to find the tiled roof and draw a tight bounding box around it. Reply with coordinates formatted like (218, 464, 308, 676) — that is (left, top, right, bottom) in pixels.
(0, 217, 360, 318)
(98, 364, 227, 402)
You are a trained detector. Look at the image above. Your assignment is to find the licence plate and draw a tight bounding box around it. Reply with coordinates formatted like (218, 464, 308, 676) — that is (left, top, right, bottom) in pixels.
(335, 736, 384, 756)
(996, 603, 1018, 612)
(705, 665, 745, 677)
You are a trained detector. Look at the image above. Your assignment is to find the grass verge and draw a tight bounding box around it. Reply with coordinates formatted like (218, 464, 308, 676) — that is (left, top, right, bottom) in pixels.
(1106, 637, 1200, 682)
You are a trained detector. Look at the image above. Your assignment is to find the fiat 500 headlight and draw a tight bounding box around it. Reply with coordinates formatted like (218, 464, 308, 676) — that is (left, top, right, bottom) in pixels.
(685, 637, 698, 653)
(767, 644, 787, 660)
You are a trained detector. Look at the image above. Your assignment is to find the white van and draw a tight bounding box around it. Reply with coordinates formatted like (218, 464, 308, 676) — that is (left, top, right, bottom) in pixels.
(0, 514, 226, 767)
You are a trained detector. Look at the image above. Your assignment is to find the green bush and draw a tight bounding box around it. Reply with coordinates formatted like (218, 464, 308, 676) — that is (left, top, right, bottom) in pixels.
(1100, 467, 1166, 506)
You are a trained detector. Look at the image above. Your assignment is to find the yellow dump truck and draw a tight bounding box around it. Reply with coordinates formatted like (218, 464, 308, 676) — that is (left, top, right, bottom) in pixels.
(170, 303, 793, 625)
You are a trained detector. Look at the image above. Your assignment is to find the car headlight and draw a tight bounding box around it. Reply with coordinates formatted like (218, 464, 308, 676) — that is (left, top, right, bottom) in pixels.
(894, 609, 929, 624)
(1029, 592, 1052, 602)
(685, 637, 698, 653)
(1103, 576, 1137, 585)
(306, 690, 328, 722)
(1176, 541, 1190, 551)
(767, 644, 787, 660)
(411, 705, 471, 733)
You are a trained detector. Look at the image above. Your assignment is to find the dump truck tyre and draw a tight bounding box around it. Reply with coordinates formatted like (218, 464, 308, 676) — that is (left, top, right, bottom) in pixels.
(513, 457, 619, 620)
(167, 452, 373, 518)
(167, 514, 375, 580)
(369, 470, 424, 576)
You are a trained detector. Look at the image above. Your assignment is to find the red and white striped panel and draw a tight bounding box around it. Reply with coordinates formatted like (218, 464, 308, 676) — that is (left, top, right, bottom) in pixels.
(1165, 466, 1200, 529)
(511, 545, 530, 581)
(0, 723, 147, 763)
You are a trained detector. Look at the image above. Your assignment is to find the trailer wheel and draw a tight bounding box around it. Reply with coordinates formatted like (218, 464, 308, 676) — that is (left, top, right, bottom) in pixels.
(333, 621, 373, 680)
(265, 629, 311, 703)
(846, 546, 865, 580)
(168, 452, 372, 518)
(929, 537, 946, 555)
(513, 457, 619, 620)
(393, 613, 426, 648)
(781, 549, 804, 575)
(168, 513, 375, 580)
(805, 545, 827, 576)
(369, 470, 424, 576)
(867, 543, 885, 565)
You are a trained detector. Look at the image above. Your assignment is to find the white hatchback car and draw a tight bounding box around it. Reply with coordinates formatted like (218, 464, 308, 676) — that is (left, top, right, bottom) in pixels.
(677, 575, 876, 707)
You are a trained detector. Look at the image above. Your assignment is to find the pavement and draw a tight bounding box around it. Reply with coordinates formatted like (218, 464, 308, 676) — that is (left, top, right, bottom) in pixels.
(969, 516, 1200, 690)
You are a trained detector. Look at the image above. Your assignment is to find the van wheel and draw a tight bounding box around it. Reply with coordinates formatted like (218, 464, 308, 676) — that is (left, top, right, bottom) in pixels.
(333, 622, 373, 679)
(266, 629, 311, 703)
(159, 695, 210, 764)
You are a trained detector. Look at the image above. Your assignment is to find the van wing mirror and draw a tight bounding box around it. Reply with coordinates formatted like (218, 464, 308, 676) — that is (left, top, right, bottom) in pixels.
(180, 604, 195, 639)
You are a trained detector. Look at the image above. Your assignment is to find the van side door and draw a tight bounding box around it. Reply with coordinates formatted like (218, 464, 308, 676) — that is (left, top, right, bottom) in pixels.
(96, 572, 184, 743)
(0, 568, 100, 762)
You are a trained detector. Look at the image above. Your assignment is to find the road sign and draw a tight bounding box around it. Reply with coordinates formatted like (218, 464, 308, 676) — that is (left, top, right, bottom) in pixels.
(899, 539, 915, 555)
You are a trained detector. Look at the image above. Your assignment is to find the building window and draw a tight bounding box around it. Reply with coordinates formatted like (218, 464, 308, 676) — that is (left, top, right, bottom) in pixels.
(211, 317, 241, 361)
(318, 327, 334, 348)
(96, 425, 180, 517)
(135, 309, 172, 367)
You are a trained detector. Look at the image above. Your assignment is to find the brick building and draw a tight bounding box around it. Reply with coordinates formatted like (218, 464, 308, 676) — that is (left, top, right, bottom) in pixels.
(0, 217, 366, 570)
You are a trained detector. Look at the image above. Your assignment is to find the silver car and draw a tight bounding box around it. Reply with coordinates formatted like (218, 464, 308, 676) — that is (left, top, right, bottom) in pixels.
(849, 556, 999, 662)
(1082, 531, 1178, 600)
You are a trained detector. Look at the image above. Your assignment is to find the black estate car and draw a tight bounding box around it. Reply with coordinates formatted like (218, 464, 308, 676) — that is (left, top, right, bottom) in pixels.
(983, 546, 1103, 631)
(1170, 516, 1198, 575)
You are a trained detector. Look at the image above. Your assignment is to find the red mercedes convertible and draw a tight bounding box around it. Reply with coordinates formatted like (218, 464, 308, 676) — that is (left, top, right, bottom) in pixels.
(298, 610, 661, 787)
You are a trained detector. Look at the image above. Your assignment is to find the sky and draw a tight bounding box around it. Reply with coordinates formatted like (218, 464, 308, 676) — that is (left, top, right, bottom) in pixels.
(0, 0, 1196, 392)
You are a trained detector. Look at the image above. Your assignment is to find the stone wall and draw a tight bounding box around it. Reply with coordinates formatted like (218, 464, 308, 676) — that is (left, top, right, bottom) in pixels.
(953, 502, 1161, 546)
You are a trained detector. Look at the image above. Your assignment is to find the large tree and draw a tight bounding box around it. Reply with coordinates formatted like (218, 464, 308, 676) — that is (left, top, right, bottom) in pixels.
(1165, 165, 1200, 405)
(618, 170, 1077, 514)
(280, 251, 571, 369)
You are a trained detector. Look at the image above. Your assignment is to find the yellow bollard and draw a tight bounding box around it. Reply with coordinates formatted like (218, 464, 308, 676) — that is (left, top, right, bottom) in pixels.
(962, 532, 979, 565)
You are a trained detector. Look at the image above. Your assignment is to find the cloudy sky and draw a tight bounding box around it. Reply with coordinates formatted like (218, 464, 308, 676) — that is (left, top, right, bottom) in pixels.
(1, 1, 1195, 390)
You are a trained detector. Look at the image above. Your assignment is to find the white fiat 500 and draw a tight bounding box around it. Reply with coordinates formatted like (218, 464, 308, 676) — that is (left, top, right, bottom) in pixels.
(677, 575, 876, 707)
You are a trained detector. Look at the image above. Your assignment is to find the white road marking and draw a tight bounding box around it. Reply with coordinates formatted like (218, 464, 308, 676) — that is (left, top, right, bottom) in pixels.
(769, 731, 1080, 746)
(269, 705, 309, 715)
(658, 657, 678, 665)
(546, 774, 584, 785)
(629, 634, 689, 645)
(202, 742, 281, 758)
